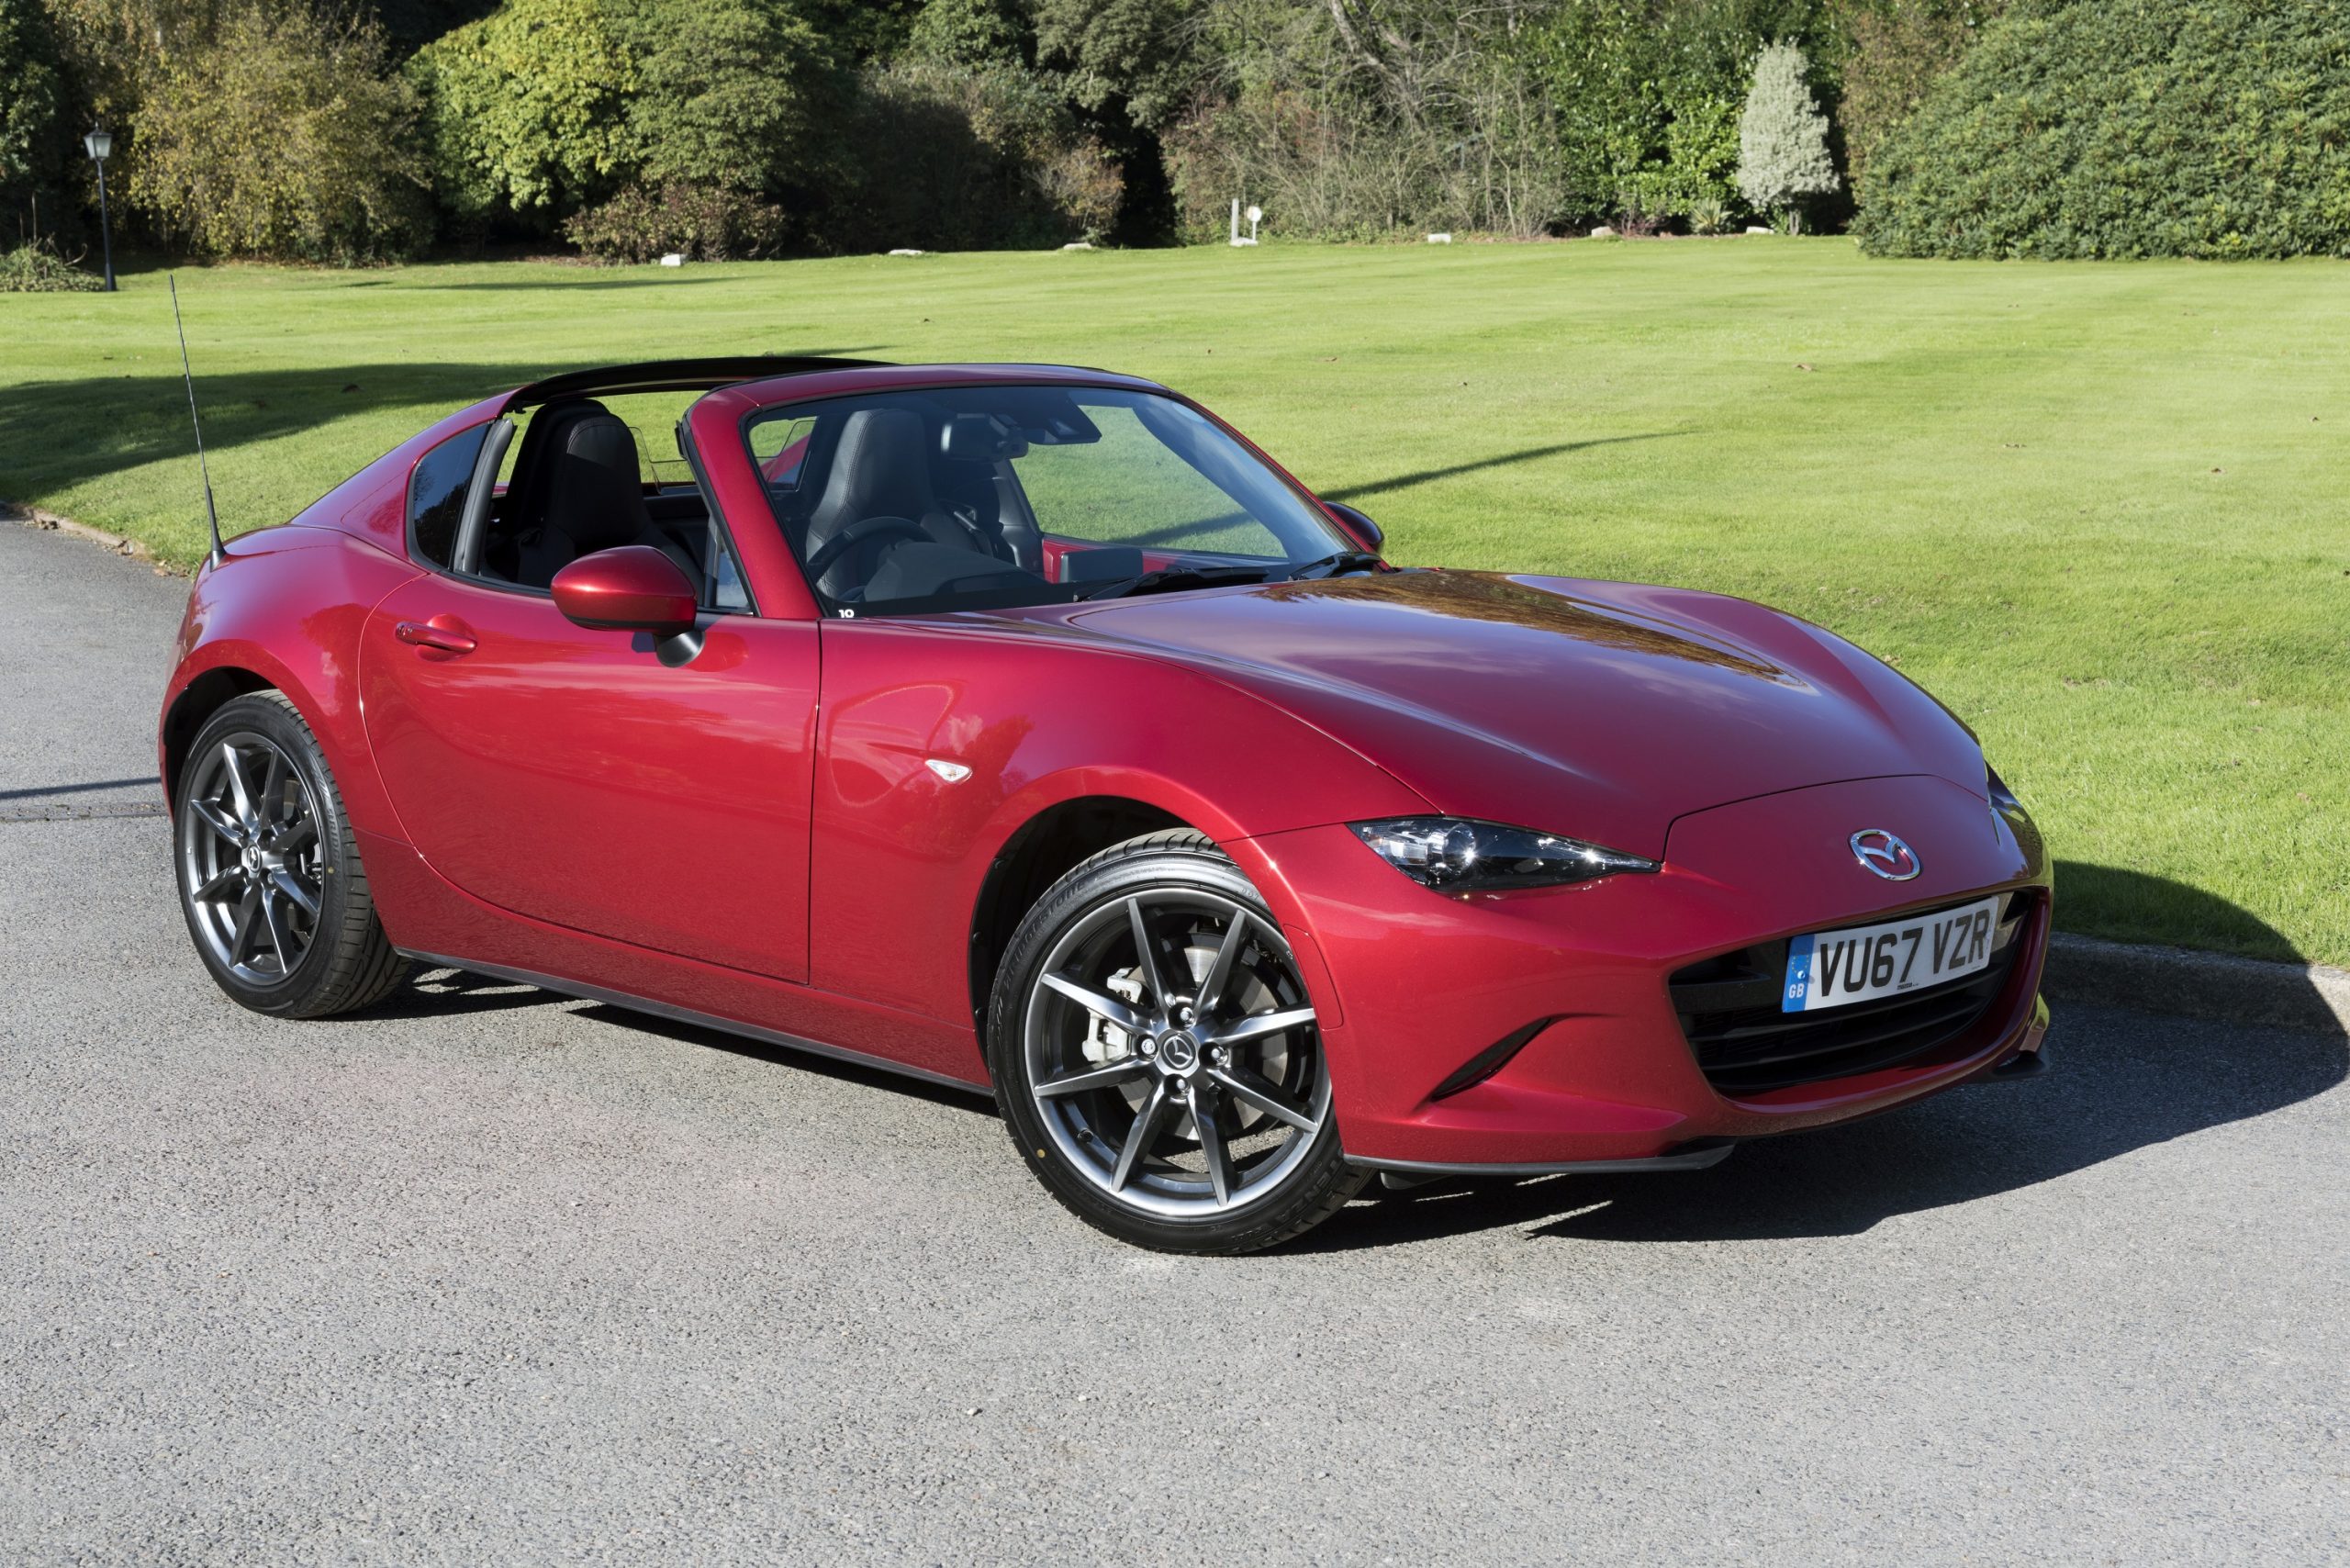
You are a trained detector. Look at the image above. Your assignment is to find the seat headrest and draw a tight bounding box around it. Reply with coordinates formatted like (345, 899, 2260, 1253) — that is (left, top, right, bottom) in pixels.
(545, 413, 652, 556)
(807, 408, 940, 533)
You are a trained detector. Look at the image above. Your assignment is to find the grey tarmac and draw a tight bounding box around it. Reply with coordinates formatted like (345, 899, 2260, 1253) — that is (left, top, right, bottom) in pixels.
(2, 521, 2344, 1566)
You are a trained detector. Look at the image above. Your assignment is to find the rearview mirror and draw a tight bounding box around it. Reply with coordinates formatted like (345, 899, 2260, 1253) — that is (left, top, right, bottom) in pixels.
(1323, 500, 1383, 551)
(551, 545, 699, 639)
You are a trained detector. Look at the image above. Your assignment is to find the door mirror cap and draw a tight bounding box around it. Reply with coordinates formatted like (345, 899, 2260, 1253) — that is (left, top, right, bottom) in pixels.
(1323, 500, 1383, 551)
(551, 545, 699, 638)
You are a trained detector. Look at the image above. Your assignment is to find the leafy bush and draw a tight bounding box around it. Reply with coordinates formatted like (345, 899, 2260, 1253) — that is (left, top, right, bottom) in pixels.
(1858, 0, 2350, 260)
(408, 0, 639, 229)
(564, 183, 790, 261)
(836, 60, 1120, 251)
(412, 0, 843, 251)
(130, 2, 431, 262)
(0, 239, 101, 290)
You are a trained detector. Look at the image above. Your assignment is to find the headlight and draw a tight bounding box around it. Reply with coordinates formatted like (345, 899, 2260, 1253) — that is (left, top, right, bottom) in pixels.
(1348, 817, 1658, 892)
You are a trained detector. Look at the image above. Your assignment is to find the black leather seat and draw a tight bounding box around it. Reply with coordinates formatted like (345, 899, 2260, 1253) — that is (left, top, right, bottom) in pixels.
(507, 407, 693, 588)
(800, 409, 991, 599)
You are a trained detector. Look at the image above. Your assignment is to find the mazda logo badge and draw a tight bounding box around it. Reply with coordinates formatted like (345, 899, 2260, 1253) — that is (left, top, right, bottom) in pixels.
(1850, 829, 1920, 881)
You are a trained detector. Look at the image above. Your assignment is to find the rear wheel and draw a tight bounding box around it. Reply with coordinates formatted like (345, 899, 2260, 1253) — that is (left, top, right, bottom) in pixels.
(173, 691, 407, 1018)
(988, 831, 1366, 1252)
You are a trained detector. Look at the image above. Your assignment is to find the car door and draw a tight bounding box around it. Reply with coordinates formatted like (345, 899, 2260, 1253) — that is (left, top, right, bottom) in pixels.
(359, 569, 818, 982)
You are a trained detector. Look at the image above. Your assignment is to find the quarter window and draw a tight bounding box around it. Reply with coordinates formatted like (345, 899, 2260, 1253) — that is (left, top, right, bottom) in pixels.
(408, 423, 490, 569)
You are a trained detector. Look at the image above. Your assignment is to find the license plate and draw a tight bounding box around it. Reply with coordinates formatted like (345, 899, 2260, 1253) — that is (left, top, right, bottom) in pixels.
(1781, 895, 2003, 1014)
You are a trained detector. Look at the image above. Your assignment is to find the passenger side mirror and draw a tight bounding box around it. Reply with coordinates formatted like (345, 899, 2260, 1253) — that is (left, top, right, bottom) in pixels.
(1323, 500, 1383, 551)
(552, 545, 699, 639)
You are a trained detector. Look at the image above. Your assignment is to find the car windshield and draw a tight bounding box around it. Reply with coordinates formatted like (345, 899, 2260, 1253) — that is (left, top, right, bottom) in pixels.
(743, 386, 1360, 616)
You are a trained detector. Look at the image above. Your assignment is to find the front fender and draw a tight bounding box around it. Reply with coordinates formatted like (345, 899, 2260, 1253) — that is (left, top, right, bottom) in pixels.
(807, 620, 1429, 1024)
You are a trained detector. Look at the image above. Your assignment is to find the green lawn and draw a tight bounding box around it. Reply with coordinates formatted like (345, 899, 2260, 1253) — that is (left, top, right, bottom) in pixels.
(4, 241, 2344, 966)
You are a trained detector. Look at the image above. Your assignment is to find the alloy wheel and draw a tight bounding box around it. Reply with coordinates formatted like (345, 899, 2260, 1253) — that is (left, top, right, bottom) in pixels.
(177, 733, 325, 985)
(1023, 889, 1329, 1218)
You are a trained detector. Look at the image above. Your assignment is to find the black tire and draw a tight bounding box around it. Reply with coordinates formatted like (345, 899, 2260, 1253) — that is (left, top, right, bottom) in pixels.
(173, 690, 408, 1018)
(987, 830, 1367, 1253)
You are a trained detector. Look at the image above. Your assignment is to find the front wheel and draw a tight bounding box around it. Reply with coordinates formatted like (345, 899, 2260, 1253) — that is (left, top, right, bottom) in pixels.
(987, 831, 1366, 1253)
(173, 690, 408, 1018)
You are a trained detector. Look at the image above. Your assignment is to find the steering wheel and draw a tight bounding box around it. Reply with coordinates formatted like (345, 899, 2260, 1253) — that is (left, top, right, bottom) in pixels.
(803, 515, 927, 582)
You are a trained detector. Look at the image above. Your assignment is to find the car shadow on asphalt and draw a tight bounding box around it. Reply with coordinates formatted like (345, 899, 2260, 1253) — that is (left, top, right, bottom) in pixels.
(1304, 1004, 2346, 1251)
(567, 1002, 998, 1116)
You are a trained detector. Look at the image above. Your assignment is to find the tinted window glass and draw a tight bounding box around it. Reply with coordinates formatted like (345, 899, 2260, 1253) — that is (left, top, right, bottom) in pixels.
(408, 423, 489, 569)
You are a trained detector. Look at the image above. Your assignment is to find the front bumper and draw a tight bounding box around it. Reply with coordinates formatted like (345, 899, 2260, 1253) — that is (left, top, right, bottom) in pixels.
(1231, 773, 2052, 1170)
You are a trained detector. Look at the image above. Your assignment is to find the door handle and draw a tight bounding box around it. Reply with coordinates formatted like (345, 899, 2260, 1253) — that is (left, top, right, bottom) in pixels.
(395, 617, 477, 655)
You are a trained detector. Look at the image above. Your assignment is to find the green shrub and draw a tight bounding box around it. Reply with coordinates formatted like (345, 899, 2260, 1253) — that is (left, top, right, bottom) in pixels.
(837, 60, 1120, 251)
(412, 0, 843, 249)
(1858, 0, 2350, 260)
(564, 183, 790, 261)
(130, 2, 431, 262)
(407, 0, 640, 229)
(0, 239, 101, 290)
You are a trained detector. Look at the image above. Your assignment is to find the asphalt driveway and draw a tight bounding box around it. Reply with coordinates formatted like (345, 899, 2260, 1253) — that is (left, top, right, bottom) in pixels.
(1, 521, 2343, 1566)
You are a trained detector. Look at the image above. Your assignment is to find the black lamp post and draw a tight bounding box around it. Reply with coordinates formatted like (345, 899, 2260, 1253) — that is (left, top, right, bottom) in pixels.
(84, 127, 116, 293)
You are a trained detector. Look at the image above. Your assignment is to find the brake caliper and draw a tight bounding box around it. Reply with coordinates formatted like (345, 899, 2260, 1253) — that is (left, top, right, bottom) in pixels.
(1080, 967, 1146, 1066)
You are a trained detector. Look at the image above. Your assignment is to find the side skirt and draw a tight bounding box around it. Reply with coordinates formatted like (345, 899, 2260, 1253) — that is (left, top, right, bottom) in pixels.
(398, 948, 995, 1100)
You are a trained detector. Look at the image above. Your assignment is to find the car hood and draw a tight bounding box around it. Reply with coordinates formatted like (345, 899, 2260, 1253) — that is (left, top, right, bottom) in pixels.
(1053, 570, 1986, 860)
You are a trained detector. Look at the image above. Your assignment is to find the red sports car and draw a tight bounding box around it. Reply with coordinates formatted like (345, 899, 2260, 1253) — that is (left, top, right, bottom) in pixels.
(161, 358, 2051, 1252)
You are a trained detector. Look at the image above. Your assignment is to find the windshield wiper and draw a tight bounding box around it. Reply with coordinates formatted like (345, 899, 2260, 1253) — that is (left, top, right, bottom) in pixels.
(1282, 550, 1384, 581)
(1078, 564, 1273, 600)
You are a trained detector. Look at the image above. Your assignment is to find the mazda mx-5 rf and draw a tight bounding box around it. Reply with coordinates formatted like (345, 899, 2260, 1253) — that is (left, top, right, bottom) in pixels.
(160, 357, 2052, 1251)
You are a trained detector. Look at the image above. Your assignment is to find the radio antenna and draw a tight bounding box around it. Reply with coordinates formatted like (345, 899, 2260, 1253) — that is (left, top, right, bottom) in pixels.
(169, 274, 224, 567)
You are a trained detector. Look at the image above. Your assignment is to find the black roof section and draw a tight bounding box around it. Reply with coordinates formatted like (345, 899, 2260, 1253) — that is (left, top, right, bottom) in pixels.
(504, 356, 890, 409)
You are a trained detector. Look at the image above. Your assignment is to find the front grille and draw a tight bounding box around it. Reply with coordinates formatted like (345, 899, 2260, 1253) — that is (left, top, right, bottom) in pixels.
(1670, 891, 2034, 1096)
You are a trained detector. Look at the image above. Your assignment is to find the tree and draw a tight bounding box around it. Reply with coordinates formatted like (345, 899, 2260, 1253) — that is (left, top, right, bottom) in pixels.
(1836, 1, 2001, 201)
(1032, 0, 1202, 133)
(1736, 39, 1839, 232)
(407, 0, 639, 228)
(0, 0, 68, 245)
(130, 1, 431, 260)
(904, 0, 1031, 69)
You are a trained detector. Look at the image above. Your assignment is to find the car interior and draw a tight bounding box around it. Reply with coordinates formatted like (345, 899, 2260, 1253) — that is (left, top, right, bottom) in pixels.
(468, 395, 751, 611)
(420, 375, 1331, 621)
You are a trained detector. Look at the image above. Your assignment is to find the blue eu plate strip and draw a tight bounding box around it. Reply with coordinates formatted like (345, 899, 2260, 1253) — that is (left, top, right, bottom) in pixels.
(1782, 933, 1816, 1014)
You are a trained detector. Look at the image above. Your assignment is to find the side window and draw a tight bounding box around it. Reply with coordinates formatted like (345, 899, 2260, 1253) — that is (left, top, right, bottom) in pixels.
(1012, 403, 1282, 558)
(408, 423, 490, 570)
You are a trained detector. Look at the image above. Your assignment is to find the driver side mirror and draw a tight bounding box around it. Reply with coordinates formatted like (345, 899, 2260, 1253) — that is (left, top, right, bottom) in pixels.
(1323, 500, 1383, 551)
(552, 546, 701, 663)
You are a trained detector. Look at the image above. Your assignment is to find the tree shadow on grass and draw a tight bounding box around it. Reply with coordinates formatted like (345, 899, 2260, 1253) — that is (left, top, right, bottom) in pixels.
(1320, 431, 1693, 505)
(1303, 869, 2344, 1252)
(402, 274, 748, 292)
(0, 353, 876, 500)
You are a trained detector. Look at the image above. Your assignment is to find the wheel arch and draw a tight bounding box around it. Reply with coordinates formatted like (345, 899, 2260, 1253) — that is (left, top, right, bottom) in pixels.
(161, 666, 275, 809)
(967, 795, 1193, 1037)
